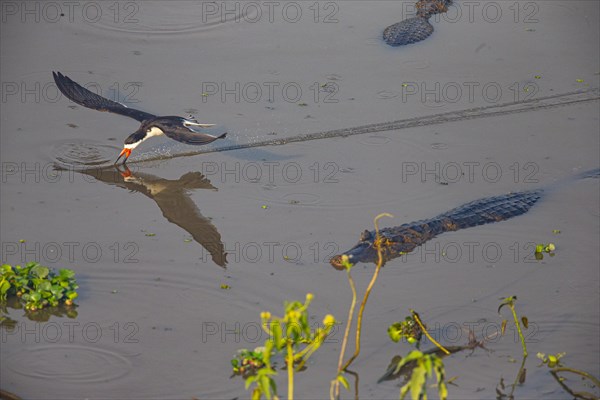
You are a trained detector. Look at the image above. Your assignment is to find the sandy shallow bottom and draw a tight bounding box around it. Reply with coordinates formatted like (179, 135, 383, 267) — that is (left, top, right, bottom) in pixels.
(1, 1, 599, 399)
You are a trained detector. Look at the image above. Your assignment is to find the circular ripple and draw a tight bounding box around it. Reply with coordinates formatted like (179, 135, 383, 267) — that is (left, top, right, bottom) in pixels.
(376, 90, 400, 99)
(86, 2, 253, 35)
(360, 135, 391, 145)
(49, 139, 119, 168)
(431, 142, 449, 150)
(5, 345, 132, 383)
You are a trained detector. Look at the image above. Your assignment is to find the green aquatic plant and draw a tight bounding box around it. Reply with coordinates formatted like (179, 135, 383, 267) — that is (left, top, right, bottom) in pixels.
(329, 213, 393, 399)
(330, 254, 356, 400)
(387, 311, 451, 356)
(497, 296, 530, 399)
(232, 346, 277, 400)
(394, 350, 448, 400)
(388, 315, 423, 347)
(341, 212, 394, 371)
(498, 296, 528, 357)
(385, 312, 449, 400)
(535, 243, 556, 254)
(536, 353, 600, 400)
(0, 262, 78, 311)
(232, 294, 336, 400)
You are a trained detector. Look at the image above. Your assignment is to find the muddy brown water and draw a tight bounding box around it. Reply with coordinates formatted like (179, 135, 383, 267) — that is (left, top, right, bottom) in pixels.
(1, 1, 599, 399)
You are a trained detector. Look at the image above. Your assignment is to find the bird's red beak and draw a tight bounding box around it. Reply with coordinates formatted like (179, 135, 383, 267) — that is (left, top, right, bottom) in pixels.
(115, 148, 131, 164)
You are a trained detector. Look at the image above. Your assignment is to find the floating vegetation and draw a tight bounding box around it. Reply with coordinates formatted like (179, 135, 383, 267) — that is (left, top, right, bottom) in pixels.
(1, 262, 78, 312)
(535, 243, 556, 254)
(231, 294, 335, 400)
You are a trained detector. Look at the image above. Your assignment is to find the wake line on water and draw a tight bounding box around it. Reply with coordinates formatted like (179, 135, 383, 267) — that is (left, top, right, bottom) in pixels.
(129, 88, 600, 164)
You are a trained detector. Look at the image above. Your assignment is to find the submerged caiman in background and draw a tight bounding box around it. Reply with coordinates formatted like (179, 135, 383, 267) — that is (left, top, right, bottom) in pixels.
(330, 169, 599, 269)
(383, 0, 453, 46)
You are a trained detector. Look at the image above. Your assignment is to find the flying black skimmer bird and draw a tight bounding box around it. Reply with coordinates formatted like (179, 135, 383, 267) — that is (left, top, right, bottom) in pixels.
(53, 71, 227, 164)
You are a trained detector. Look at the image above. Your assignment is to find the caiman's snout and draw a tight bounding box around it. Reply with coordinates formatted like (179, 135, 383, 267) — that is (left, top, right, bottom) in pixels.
(329, 240, 374, 270)
(330, 254, 348, 271)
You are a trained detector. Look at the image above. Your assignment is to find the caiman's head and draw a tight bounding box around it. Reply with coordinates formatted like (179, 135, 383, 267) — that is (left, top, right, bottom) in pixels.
(330, 230, 380, 270)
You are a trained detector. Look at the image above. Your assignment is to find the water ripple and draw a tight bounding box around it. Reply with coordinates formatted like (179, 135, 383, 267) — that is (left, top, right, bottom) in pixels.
(49, 139, 119, 168)
(5, 345, 132, 383)
(86, 2, 254, 36)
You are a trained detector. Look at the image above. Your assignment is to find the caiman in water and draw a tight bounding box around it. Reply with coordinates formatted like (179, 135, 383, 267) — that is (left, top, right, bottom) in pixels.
(383, 0, 453, 46)
(330, 169, 599, 269)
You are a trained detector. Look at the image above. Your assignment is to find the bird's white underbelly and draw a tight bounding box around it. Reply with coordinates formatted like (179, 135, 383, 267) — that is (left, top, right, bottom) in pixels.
(146, 126, 165, 137)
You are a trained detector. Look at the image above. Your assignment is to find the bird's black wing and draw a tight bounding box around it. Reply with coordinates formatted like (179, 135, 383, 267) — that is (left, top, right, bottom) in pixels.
(163, 125, 228, 145)
(153, 187, 227, 267)
(53, 71, 156, 122)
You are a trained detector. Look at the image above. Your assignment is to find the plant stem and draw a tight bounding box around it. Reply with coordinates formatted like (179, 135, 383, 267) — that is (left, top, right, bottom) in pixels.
(508, 355, 527, 398)
(333, 269, 358, 398)
(412, 311, 450, 355)
(509, 304, 527, 357)
(341, 213, 392, 371)
(341, 254, 382, 371)
(550, 367, 600, 400)
(287, 340, 294, 400)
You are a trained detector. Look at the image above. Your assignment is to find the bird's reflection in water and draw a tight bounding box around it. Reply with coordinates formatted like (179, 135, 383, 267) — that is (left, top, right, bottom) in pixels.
(57, 164, 227, 268)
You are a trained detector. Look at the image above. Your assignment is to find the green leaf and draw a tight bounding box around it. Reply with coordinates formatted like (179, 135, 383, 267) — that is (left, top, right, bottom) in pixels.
(259, 375, 272, 400)
(272, 321, 283, 349)
(269, 376, 277, 396)
(0, 279, 10, 300)
(438, 381, 448, 400)
(400, 382, 411, 400)
(245, 375, 257, 389)
(31, 266, 49, 278)
(498, 296, 516, 313)
(388, 323, 402, 342)
(37, 281, 52, 292)
(337, 374, 350, 390)
(409, 363, 427, 400)
(66, 291, 78, 300)
(59, 269, 75, 279)
(394, 350, 424, 374)
(50, 285, 64, 298)
(1, 264, 14, 275)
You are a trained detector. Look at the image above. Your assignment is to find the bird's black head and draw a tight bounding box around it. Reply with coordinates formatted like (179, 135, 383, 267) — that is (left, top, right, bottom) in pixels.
(115, 128, 147, 164)
(124, 129, 148, 145)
